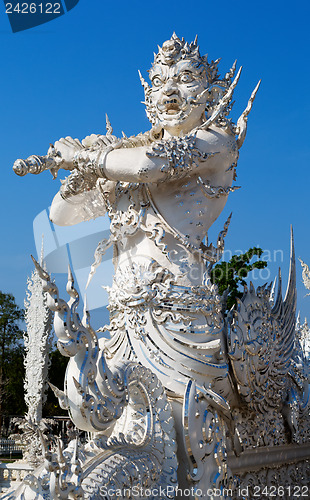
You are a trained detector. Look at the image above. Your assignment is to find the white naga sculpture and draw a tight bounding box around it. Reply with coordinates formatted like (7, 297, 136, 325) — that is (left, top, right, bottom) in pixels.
(9, 34, 310, 499)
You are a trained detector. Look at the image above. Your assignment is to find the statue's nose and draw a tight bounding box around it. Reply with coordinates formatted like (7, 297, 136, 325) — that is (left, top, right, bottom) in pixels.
(163, 79, 178, 96)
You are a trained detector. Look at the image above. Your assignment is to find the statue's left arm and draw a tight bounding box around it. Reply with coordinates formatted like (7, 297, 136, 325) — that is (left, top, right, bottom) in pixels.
(101, 127, 238, 183)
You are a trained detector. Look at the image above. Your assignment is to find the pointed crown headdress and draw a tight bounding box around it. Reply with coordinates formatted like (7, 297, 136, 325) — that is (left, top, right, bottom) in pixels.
(149, 32, 207, 75)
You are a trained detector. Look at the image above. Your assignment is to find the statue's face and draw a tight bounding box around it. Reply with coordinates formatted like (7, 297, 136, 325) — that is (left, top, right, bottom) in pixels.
(149, 59, 208, 132)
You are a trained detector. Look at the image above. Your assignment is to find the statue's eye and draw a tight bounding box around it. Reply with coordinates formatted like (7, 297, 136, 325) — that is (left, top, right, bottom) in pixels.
(179, 73, 193, 84)
(152, 77, 162, 87)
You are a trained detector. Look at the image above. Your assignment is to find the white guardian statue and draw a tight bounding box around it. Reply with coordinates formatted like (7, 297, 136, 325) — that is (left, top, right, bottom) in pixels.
(9, 34, 310, 499)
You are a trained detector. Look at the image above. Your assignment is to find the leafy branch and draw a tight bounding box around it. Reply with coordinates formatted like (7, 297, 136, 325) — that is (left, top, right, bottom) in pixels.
(210, 247, 267, 311)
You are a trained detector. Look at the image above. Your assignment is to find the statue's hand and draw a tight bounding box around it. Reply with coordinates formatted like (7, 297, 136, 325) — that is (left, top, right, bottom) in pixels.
(49, 136, 84, 171)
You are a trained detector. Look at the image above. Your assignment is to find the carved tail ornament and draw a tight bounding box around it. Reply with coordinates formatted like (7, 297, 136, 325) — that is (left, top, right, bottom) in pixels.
(183, 380, 234, 496)
(226, 227, 310, 445)
(227, 229, 297, 414)
(29, 257, 178, 499)
(235, 80, 261, 148)
(202, 66, 243, 130)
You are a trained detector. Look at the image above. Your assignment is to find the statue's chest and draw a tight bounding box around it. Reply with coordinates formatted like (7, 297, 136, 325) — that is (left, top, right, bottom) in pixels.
(147, 176, 219, 244)
(169, 178, 207, 230)
(111, 176, 227, 253)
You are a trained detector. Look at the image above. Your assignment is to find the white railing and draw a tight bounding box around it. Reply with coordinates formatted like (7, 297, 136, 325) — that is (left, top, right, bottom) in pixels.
(0, 439, 22, 457)
(0, 463, 34, 493)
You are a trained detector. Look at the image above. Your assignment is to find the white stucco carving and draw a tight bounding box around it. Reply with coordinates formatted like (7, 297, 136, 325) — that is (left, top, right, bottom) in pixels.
(300, 258, 310, 295)
(20, 248, 53, 467)
(7, 34, 310, 499)
(297, 314, 310, 362)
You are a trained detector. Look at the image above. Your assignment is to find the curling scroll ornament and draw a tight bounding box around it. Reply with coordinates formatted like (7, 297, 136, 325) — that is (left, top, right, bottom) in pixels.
(8, 34, 310, 499)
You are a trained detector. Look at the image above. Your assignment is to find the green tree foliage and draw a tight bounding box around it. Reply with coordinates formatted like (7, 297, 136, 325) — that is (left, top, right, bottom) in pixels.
(210, 247, 267, 311)
(0, 290, 68, 419)
(43, 345, 68, 417)
(0, 292, 26, 427)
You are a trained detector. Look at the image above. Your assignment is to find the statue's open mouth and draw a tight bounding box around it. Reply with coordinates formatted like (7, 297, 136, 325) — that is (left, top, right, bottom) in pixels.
(160, 97, 181, 114)
(165, 99, 178, 108)
(155, 95, 193, 121)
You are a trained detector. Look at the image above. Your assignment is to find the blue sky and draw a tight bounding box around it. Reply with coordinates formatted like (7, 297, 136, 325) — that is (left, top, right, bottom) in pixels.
(1, 0, 310, 324)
